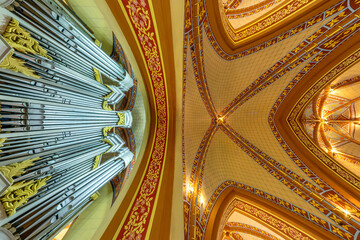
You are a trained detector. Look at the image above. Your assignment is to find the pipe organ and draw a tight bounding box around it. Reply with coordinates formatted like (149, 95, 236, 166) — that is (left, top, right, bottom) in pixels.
(0, 0, 136, 239)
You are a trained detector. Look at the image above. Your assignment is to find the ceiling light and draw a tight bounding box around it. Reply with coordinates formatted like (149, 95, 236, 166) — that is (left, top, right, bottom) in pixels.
(343, 209, 351, 215)
(200, 195, 205, 205)
(187, 183, 194, 192)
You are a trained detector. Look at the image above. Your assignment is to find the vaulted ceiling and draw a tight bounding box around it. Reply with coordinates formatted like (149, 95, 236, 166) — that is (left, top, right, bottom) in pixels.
(182, 0, 360, 239)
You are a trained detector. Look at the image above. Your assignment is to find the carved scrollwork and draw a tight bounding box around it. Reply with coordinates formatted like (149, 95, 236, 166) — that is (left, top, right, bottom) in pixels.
(0, 176, 51, 216)
(0, 157, 39, 184)
(3, 18, 51, 59)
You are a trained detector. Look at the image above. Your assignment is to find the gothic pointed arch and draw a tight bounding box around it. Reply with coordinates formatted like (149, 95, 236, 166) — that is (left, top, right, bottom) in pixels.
(203, 183, 344, 240)
(204, 0, 344, 55)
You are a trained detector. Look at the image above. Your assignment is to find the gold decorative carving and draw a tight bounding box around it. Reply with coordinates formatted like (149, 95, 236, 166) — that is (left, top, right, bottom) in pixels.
(93, 155, 101, 169)
(117, 112, 126, 125)
(93, 68, 102, 83)
(102, 101, 112, 111)
(102, 139, 113, 153)
(0, 50, 39, 78)
(102, 126, 113, 137)
(0, 157, 39, 184)
(0, 176, 51, 216)
(3, 18, 51, 59)
(103, 85, 114, 99)
(91, 192, 100, 201)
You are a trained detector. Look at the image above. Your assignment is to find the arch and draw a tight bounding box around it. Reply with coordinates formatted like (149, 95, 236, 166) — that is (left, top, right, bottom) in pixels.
(270, 15, 360, 209)
(202, 182, 344, 240)
(223, 222, 282, 240)
(204, 0, 342, 55)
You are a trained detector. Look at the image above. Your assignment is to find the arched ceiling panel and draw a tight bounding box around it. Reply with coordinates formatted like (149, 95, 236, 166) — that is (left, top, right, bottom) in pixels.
(226, 60, 314, 183)
(200, 130, 332, 221)
(184, 46, 213, 182)
(227, 0, 285, 29)
(203, 18, 326, 113)
(233, 232, 263, 240)
(227, 211, 285, 240)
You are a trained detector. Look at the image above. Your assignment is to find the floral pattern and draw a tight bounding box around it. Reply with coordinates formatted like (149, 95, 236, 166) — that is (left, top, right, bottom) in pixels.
(116, 0, 168, 239)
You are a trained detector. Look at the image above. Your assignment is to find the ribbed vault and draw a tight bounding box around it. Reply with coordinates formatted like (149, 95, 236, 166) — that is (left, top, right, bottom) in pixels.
(183, 0, 360, 239)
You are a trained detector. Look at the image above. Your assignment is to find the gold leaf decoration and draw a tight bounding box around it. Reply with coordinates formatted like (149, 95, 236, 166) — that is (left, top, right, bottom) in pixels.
(3, 18, 52, 59)
(0, 50, 39, 78)
(91, 192, 99, 201)
(102, 139, 113, 153)
(102, 126, 113, 137)
(0, 157, 39, 184)
(102, 101, 112, 111)
(93, 155, 101, 169)
(0, 176, 51, 216)
(117, 112, 126, 125)
(103, 85, 114, 99)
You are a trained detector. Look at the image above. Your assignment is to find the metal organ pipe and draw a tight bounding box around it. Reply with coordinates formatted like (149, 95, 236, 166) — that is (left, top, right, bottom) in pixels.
(0, 0, 136, 239)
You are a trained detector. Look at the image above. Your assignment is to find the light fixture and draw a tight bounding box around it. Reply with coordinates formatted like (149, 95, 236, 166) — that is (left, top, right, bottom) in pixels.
(343, 209, 351, 215)
(216, 116, 224, 125)
(187, 183, 194, 192)
(200, 195, 205, 206)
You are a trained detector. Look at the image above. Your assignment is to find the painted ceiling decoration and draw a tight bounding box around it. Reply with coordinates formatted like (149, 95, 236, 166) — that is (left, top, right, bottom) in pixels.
(214, 0, 326, 46)
(182, 0, 360, 239)
(302, 75, 360, 177)
(201, 180, 348, 240)
(222, 222, 282, 240)
(223, 0, 286, 29)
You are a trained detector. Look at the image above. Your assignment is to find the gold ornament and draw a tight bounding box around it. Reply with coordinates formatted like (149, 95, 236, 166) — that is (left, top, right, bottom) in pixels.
(0, 157, 39, 184)
(102, 101, 112, 111)
(102, 126, 113, 137)
(93, 155, 101, 169)
(102, 139, 113, 153)
(3, 18, 52, 59)
(117, 112, 126, 125)
(0, 176, 51, 216)
(90, 192, 99, 201)
(103, 85, 114, 99)
(0, 50, 39, 78)
(93, 68, 101, 83)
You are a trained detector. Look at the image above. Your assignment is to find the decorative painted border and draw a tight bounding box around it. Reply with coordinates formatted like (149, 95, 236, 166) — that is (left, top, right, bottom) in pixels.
(204, 0, 346, 60)
(223, 0, 242, 10)
(227, 199, 314, 240)
(114, 0, 169, 239)
(268, 7, 360, 222)
(332, 75, 360, 89)
(225, 222, 281, 240)
(219, 0, 318, 43)
(201, 181, 352, 240)
(225, 0, 284, 20)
